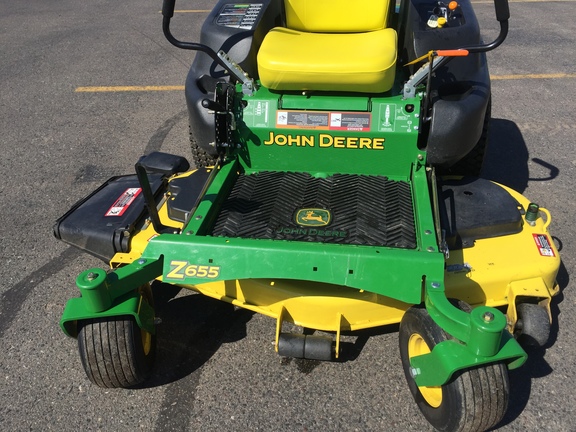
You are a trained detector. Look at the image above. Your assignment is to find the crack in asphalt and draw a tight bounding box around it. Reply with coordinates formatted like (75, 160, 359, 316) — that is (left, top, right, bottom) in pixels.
(145, 109, 188, 155)
(0, 247, 80, 339)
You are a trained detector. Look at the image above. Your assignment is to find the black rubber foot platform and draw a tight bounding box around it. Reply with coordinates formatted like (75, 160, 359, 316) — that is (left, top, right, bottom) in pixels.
(211, 172, 416, 248)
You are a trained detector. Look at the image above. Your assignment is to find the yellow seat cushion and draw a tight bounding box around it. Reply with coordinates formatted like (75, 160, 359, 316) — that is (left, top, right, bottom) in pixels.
(257, 27, 397, 93)
(285, 0, 390, 33)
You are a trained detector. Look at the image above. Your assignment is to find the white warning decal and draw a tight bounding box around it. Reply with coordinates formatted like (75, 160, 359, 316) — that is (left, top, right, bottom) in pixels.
(105, 188, 142, 217)
(533, 234, 556, 257)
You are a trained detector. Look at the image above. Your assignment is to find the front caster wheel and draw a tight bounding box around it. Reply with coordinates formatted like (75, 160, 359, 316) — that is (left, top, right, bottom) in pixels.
(399, 306, 509, 432)
(515, 302, 550, 348)
(78, 314, 155, 388)
(77, 286, 156, 388)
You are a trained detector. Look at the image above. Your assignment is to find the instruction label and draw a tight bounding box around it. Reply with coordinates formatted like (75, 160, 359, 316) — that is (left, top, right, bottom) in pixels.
(377, 103, 418, 133)
(276, 111, 371, 131)
(277, 111, 328, 129)
(105, 188, 141, 217)
(216, 4, 263, 30)
(533, 234, 556, 257)
(329, 112, 371, 131)
(244, 100, 271, 127)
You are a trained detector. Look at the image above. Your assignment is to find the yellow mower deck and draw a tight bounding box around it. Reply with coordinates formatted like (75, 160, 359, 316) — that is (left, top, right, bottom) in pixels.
(111, 179, 559, 358)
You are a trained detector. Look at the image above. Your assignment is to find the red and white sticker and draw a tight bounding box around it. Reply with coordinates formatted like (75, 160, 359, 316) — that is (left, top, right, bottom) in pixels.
(105, 188, 142, 217)
(533, 234, 556, 257)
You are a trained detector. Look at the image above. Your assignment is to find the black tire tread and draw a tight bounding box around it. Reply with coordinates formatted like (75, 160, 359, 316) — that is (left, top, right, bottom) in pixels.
(441, 98, 491, 177)
(516, 302, 550, 347)
(78, 316, 153, 388)
(459, 361, 509, 432)
(189, 130, 217, 168)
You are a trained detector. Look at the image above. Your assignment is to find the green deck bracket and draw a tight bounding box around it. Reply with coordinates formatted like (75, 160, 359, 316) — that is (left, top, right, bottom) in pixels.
(60, 257, 163, 337)
(410, 331, 527, 387)
(410, 279, 527, 386)
(60, 290, 155, 338)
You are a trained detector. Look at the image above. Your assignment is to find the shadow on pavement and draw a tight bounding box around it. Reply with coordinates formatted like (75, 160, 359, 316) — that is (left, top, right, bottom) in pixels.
(144, 282, 254, 387)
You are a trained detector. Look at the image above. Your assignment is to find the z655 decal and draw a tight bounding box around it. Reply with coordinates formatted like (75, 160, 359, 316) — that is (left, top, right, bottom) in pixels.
(167, 261, 220, 280)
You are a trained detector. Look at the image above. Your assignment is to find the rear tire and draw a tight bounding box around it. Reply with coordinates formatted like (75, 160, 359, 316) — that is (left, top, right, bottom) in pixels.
(441, 98, 491, 177)
(399, 306, 509, 432)
(189, 129, 217, 168)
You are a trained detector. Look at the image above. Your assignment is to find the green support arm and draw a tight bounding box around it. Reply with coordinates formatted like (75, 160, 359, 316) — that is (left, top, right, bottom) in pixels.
(409, 279, 527, 387)
(60, 257, 163, 337)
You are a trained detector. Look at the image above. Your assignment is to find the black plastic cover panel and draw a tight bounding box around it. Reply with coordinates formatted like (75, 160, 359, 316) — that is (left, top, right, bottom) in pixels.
(54, 174, 164, 261)
(167, 168, 212, 223)
(439, 177, 523, 249)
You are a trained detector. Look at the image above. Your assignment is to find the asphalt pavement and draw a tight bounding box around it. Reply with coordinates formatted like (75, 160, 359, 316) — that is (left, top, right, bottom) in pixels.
(1, 0, 575, 430)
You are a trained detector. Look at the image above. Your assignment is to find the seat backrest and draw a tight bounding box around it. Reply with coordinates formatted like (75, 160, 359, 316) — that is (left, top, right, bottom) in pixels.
(285, 0, 390, 33)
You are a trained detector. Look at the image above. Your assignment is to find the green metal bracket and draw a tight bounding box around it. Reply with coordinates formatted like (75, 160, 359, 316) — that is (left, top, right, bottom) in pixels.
(410, 279, 527, 386)
(60, 257, 163, 337)
(410, 331, 527, 387)
(60, 290, 155, 338)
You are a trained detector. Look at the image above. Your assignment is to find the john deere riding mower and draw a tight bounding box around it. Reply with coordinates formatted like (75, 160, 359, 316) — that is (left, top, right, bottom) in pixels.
(55, 0, 560, 430)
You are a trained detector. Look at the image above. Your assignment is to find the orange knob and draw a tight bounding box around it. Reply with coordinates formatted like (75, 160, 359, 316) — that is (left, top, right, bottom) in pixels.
(449, 1, 458, 10)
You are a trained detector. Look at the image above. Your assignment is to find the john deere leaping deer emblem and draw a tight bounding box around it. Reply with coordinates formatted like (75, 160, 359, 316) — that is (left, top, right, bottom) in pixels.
(295, 208, 331, 227)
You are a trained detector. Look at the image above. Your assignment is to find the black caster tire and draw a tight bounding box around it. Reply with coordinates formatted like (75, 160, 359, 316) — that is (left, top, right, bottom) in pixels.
(515, 303, 550, 348)
(399, 306, 509, 432)
(77, 287, 156, 388)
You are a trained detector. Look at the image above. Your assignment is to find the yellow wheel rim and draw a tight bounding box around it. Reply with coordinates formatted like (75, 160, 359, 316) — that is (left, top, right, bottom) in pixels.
(137, 285, 153, 356)
(141, 328, 152, 356)
(408, 333, 442, 408)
